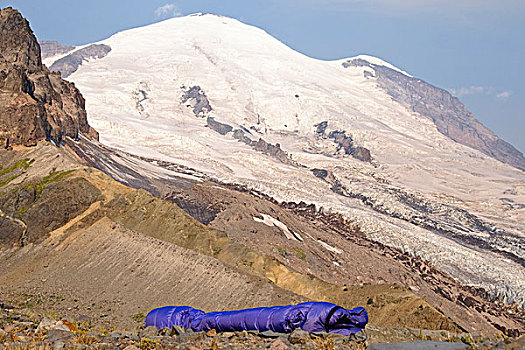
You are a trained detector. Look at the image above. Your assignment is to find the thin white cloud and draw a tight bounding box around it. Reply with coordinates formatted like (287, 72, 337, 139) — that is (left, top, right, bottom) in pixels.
(450, 85, 512, 102)
(155, 3, 182, 19)
(449, 86, 484, 96)
(496, 91, 512, 101)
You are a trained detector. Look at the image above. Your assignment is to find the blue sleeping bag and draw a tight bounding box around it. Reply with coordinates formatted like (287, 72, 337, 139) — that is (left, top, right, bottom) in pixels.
(145, 302, 368, 336)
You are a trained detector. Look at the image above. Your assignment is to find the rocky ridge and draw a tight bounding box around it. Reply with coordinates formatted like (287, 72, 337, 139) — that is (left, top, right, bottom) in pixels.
(0, 7, 98, 147)
(38, 40, 74, 59)
(49, 43, 111, 78)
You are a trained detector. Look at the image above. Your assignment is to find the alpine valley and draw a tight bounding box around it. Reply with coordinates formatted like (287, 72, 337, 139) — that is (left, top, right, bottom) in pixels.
(1, 7, 525, 347)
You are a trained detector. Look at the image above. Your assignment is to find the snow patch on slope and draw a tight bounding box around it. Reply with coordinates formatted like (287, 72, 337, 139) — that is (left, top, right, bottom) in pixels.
(253, 214, 303, 241)
(318, 239, 343, 254)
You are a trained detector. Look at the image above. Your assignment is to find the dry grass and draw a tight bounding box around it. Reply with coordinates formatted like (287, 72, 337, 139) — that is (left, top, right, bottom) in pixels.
(76, 333, 98, 346)
(312, 337, 335, 350)
(138, 338, 160, 350)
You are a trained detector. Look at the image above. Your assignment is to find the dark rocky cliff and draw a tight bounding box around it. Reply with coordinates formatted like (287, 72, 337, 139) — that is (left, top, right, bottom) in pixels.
(0, 7, 97, 148)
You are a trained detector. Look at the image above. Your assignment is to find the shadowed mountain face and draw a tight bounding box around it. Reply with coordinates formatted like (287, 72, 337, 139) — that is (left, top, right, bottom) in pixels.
(343, 58, 525, 171)
(0, 7, 98, 147)
(49, 44, 111, 78)
(38, 40, 74, 59)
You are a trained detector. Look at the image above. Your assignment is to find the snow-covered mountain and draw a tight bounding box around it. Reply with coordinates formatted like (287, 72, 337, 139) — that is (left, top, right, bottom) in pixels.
(46, 14, 525, 307)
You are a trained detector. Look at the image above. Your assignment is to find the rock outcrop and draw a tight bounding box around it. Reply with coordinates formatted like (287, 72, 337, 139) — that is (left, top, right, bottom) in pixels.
(232, 128, 295, 165)
(206, 117, 232, 135)
(49, 44, 111, 78)
(181, 85, 212, 117)
(0, 7, 97, 148)
(328, 130, 372, 162)
(343, 58, 525, 171)
(313, 121, 372, 163)
(0, 176, 102, 245)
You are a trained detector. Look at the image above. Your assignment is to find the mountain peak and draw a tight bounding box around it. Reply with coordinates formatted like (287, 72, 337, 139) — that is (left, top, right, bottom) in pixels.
(0, 7, 98, 147)
(0, 7, 42, 72)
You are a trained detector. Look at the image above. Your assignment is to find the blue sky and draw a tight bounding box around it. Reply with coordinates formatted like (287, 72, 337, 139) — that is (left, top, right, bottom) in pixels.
(4, 0, 524, 153)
